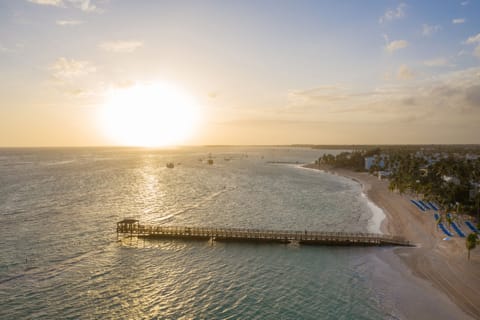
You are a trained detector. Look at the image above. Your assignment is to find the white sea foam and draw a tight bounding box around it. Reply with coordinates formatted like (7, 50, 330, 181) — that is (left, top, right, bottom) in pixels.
(297, 164, 386, 234)
(43, 160, 76, 166)
(362, 192, 386, 234)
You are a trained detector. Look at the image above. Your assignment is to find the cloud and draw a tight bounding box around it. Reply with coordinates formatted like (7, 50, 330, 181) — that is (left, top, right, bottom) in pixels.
(114, 80, 135, 89)
(28, 0, 99, 12)
(379, 3, 406, 23)
(397, 65, 414, 80)
(0, 43, 23, 53)
(404, 68, 480, 111)
(385, 40, 408, 53)
(452, 18, 466, 24)
(461, 1, 469, 5)
(65, 88, 96, 98)
(250, 68, 480, 144)
(422, 24, 441, 36)
(465, 85, 480, 106)
(288, 85, 347, 106)
(99, 41, 144, 53)
(286, 67, 480, 121)
(424, 57, 449, 67)
(208, 92, 219, 99)
(56, 20, 84, 26)
(475, 45, 480, 58)
(464, 33, 480, 58)
(69, 0, 97, 12)
(50, 57, 96, 79)
(28, 0, 64, 6)
(465, 33, 480, 44)
(0, 44, 8, 53)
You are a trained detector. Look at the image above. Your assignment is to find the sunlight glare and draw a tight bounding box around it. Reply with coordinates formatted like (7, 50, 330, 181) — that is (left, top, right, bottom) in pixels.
(100, 82, 200, 147)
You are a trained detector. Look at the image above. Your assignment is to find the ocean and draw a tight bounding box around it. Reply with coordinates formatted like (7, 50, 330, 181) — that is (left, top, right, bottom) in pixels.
(0, 147, 400, 319)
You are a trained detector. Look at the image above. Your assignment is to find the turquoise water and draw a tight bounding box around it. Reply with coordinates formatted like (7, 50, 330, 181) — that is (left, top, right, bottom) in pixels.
(0, 147, 395, 319)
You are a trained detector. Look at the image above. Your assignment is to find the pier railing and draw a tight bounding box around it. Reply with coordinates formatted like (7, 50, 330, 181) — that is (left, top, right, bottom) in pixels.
(116, 220, 412, 247)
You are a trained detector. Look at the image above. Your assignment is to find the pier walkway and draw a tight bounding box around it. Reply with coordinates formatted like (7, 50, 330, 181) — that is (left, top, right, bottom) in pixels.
(117, 219, 413, 247)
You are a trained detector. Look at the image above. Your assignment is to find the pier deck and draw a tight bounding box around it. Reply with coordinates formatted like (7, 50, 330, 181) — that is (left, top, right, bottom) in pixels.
(117, 219, 413, 247)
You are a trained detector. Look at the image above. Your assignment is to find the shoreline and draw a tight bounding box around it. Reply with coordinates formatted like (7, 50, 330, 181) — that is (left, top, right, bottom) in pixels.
(361, 192, 386, 234)
(299, 164, 386, 234)
(303, 163, 480, 319)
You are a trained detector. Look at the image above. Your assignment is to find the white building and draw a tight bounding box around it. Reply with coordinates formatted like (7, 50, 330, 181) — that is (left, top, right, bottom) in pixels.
(442, 175, 460, 185)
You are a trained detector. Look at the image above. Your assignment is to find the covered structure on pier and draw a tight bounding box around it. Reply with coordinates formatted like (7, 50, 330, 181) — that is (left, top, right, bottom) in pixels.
(117, 218, 139, 234)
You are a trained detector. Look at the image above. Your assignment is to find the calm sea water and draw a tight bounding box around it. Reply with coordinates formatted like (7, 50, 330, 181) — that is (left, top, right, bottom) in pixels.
(0, 147, 398, 319)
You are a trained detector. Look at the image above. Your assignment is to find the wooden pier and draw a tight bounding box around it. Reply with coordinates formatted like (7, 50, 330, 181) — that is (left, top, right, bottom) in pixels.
(117, 219, 413, 247)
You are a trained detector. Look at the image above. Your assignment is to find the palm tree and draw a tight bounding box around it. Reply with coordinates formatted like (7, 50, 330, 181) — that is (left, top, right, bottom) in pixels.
(475, 193, 480, 229)
(466, 233, 478, 260)
(446, 214, 452, 228)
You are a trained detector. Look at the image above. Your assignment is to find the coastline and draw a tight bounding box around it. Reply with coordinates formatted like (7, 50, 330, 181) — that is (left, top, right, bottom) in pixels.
(361, 192, 386, 234)
(303, 163, 480, 319)
(299, 164, 386, 234)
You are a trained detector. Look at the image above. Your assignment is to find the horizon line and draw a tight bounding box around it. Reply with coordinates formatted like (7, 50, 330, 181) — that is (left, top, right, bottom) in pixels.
(1, 143, 480, 149)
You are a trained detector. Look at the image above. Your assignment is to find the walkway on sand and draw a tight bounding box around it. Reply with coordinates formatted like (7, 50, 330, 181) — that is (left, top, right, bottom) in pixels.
(116, 219, 413, 247)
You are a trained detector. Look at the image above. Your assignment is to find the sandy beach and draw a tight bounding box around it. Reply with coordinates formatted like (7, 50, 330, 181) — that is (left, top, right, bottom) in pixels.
(305, 164, 480, 319)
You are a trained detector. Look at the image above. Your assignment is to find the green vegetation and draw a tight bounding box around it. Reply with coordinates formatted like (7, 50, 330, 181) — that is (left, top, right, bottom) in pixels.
(388, 153, 480, 217)
(317, 151, 366, 171)
(466, 233, 478, 260)
(316, 145, 480, 218)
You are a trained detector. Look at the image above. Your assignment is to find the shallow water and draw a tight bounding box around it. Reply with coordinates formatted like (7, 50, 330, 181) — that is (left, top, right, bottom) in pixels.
(0, 147, 398, 319)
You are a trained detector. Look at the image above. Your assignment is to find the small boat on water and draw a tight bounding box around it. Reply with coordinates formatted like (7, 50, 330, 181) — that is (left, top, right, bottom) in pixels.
(166, 162, 174, 169)
(208, 159, 214, 165)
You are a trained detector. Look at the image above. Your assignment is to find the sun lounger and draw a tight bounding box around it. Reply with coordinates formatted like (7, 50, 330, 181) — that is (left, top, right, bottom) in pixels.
(428, 202, 439, 211)
(438, 223, 454, 237)
(423, 201, 434, 210)
(465, 221, 479, 234)
(451, 222, 466, 237)
(418, 200, 430, 210)
(410, 200, 426, 212)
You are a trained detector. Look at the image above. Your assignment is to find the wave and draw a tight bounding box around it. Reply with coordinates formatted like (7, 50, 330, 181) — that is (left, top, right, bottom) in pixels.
(361, 193, 386, 234)
(42, 160, 76, 166)
(151, 186, 236, 224)
(0, 247, 107, 285)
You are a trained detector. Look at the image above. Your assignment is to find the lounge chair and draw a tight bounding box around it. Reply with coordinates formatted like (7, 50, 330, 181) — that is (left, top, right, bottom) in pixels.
(451, 222, 466, 238)
(410, 200, 426, 212)
(438, 223, 454, 237)
(465, 221, 479, 234)
(418, 200, 430, 210)
(428, 202, 439, 211)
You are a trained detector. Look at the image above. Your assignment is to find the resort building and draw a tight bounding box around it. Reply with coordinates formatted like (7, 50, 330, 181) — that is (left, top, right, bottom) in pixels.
(364, 155, 386, 171)
(442, 175, 461, 185)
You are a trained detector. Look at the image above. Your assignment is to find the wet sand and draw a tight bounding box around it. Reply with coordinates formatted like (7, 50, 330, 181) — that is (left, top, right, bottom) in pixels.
(304, 164, 480, 319)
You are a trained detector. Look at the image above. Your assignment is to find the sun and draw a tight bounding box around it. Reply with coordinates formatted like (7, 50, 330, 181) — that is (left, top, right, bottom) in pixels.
(100, 82, 200, 147)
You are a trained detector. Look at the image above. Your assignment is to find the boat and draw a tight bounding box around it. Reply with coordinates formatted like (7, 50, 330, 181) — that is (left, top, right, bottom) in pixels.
(208, 159, 214, 165)
(166, 162, 174, 169)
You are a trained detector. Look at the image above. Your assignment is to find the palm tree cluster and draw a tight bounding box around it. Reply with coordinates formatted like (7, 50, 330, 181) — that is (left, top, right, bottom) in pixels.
(318, 146, 480, 218)
(317, 150, 377, 172)
(388, 153, 480, 216)
(466, 233, 478, 260)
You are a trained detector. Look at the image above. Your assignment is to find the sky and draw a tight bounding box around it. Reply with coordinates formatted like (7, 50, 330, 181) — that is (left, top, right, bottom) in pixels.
(0, 0, 479, 146)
